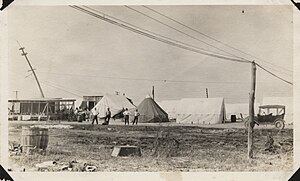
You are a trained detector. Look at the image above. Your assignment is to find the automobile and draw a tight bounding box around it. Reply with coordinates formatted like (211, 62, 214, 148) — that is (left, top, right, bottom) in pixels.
(244, 105, 285, 129)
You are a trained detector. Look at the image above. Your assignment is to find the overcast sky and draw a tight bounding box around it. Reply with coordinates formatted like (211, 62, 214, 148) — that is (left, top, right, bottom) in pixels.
(8, 5, 293, 105)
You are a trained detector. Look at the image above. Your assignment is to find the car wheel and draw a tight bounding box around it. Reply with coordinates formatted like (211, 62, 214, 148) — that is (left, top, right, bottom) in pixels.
(274, 119, 285, 129)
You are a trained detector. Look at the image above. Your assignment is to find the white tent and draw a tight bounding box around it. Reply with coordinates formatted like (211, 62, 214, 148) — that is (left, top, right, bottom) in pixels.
(92, 94, 136, 118)
(158, 100, 180, 119)
(75, 97, 83, 108)
(225, 103, 260, 120)
(262, 97, 293, 124)
(176, 97, 226, 124)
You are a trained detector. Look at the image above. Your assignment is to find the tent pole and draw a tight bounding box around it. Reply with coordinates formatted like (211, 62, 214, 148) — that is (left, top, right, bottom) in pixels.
(152, 86, 155, 100)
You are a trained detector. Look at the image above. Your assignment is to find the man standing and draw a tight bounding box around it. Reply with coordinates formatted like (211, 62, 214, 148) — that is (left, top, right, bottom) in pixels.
(105, 107, 111, 125)
(82, 108, 86, 122)
(123, 108, 130, 125)
(91, 108, 99, 125)
(133, 109, 140, 125)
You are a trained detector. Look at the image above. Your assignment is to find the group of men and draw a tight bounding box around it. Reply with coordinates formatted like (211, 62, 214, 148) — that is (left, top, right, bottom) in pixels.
(91, 107, 140, 125)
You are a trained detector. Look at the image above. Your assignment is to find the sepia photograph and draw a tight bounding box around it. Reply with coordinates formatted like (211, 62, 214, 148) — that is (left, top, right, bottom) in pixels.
(5, 4, 294, 174)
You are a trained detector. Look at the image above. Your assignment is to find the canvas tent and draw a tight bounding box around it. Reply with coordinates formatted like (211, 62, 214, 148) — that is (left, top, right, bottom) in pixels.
(92, 94, 136, 118)
(176, 97, 226, 124)
(158, 100, 180, 120)
(80, 101, 88, 110)
(135, 95, 169, 123)
(225, 103, 260, 120)
(262, 97, 293, 124)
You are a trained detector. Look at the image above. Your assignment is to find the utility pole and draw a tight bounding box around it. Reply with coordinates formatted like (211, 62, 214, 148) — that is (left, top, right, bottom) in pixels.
(248, 61, 256, 159)
(152, 86, 155, 100)
(206, 88, 209, 98)
(18, 46, 45, 98)
(13, 90, 19, 100)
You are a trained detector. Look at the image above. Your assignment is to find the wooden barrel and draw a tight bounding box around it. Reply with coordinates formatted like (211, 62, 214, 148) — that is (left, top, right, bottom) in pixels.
(21, 127, 41, 153)
(39, 128, 49, 150)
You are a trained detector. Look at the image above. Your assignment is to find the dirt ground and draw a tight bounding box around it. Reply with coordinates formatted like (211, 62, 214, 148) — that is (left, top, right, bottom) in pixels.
(8, 120, 293, 172)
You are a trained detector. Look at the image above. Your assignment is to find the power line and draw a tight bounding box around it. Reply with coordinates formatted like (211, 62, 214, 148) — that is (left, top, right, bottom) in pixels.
(122, 6, 292, 86)
(255, 63, 293, 85)
(37, 71, 253, 84)
(82, 6, 234, 58)
(70, 6, 250, 64)
(142, 5, 293, 74)
(41, 79, 89, 95)
(38, 70, 292, 86)
(9, 69, 84, 98)
(256, 64, 292, 77)
(125, 5, 248, 61)
(39, 81, 83, 98)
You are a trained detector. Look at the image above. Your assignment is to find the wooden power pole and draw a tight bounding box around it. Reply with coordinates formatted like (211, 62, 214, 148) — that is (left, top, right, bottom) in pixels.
(206, 88, 209, 98)
(248, 61, 256, 159)
(18, 46, 45, 98)
(13, 90, 19, 100)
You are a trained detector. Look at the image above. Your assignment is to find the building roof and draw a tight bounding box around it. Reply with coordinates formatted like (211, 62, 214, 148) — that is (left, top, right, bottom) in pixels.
(83, 95, 103, 97)
(259, 105, 285, 109)
(8, 98, 76, 102)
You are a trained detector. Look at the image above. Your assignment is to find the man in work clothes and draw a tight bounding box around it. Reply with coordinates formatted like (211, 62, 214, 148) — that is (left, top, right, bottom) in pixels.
(104, 107, 111, 125)
(123, 108, 130, 125)
(132, 109, 140, 125)
(91, 108, 99, 125)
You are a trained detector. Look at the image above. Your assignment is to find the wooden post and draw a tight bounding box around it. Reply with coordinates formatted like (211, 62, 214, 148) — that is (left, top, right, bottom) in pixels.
(13, 90, 19, 100)
(152, 86, 155, 100)
(30, 102, 33, 116)
(46, 102, 49, 121)
(248, 61, 256, 159)
(38, 102, 41, 121)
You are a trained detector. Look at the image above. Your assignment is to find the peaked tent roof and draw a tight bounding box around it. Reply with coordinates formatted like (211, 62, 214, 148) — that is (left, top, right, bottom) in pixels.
(80, 101, 88, 109)
(92, 94, 136, 118)
(136, 97, 169, 123)
(176, 97, 226, 124)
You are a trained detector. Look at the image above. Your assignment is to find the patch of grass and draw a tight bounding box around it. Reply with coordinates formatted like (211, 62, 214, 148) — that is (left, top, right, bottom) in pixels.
(9, 123, 293, 172)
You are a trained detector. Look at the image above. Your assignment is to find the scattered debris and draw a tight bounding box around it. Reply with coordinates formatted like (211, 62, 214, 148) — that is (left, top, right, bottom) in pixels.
(9, 142, 22, 155)
(30, 125, 73, 129)
(33, 159, 97, 172)
(36, 161, 57, 171)
(60, 165, 69, 171)
(85, 165, 97, 172)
